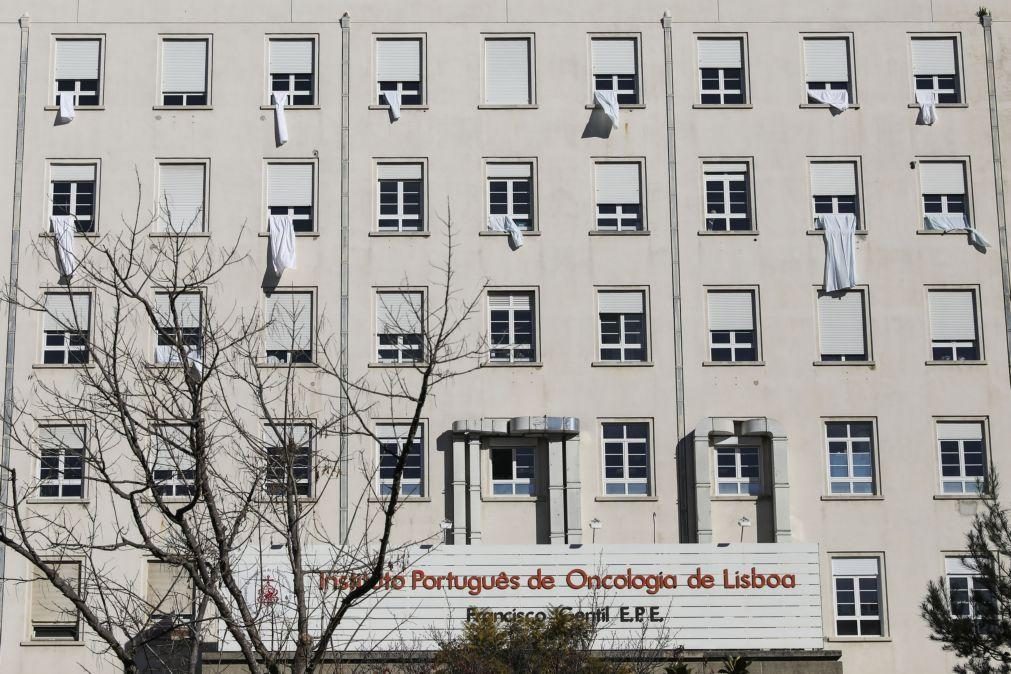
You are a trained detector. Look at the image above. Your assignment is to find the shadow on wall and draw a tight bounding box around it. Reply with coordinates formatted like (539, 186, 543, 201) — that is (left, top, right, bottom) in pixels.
(582, 107, 615, 139)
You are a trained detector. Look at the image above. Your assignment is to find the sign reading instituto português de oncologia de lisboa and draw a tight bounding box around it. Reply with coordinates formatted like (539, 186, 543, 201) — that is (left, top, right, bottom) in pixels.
(232, 544, 824, 652)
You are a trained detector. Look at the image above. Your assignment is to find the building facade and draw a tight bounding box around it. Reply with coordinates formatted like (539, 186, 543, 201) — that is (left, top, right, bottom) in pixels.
(1, 1, 1010, 672)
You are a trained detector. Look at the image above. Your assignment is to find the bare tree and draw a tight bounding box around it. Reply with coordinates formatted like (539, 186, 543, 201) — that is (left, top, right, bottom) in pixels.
(0, 180, 485, 674)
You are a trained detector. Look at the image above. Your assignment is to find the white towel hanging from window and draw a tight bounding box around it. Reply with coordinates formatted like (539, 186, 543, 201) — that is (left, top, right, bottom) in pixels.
(593, 89, 620, 129)
(50, 215, 78, 278)
(487, 215, 524, 250)
(821, 213, 857, 293)
(272, 92, 289, 145)
(807, 89, 850, 112)
(915, 90, 938, 126)
(269, 214, 296, 275)
(384, 91, 402, 121)
(924, 213, 991, 248)
(57, 94, 75, 124)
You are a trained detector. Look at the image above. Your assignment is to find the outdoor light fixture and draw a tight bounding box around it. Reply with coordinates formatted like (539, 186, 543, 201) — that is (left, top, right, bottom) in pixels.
(589, 517, 602, 543)
(737, 516, 753, 542)
(439, 518, 453, 545)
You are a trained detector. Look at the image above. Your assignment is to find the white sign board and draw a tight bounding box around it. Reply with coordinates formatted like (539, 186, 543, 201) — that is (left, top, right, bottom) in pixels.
(231, 544, 823, 652)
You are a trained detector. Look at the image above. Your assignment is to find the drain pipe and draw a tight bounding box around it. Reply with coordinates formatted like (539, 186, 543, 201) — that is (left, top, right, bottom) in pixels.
(338, 12, 351, 543)
(0, 12, 31, 651)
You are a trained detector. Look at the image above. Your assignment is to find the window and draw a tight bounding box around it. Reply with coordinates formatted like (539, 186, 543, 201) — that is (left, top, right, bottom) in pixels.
(590, 37, 640, 105)
(487, 163, 533, 231)
(484, 37, 532, 105)
(597, 290, 647, 362)
(928, 290, 980, 361)
(38, 426, 85, 499)
(937, 421, 986, 495)
(376, 38, 423, 105)
(377, 291, 424, 363)
(377, 423, 424, 497)
(697, 37, 746, 104)
(152, 425, 195, 499)
(264, 424, 312, 497)
(268, 38, 315, 105)
(50, 164, 97, 234)
(491, 446, 535, 495)
(595, 162, 643, 232)
(707, 290, 757, 362)
(703, 163, 751, 232)
(54, 38, 101, 106)
(810, 161, 859, 227)
(42, 293, 90, 365)
(911, 37, 961, 104)
(817, 290, 868, 362)
(154, 292, 202, 366)
(826, 421, 876, 495)
(160, 38, 208, 106)
(489, 291, 535, 363)
(158, 163, 206, 232)
(831, 557, 884, 637)
(920, 161, 968, 223)
(377, 163, 424, 232)
(715, 446, 761, 495)
(146, 562, 193, 618)
(267, 163, 314, 233)
(31, 561, 80, 640)
(946, 557, 989, 619)
(803, 37, 852, 100)
(602, 421, 651, 496)
(264, 291, 313, 364)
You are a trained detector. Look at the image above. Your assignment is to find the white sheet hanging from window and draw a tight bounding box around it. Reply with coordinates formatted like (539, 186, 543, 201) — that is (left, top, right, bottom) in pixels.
(268, 214, 296, 275)
(924, 213, 991, 248)
(593, 89, 620, 129)
(50, 215, 78, 278)
(57, 94, 75, 124)
(915, 90, 938, 126)
(487, 214, 524, 250)
(807, 89, 850, 112)
(384, 91, 402, 121)
(272, 92, 289, 145)
(821, 213, 857, 293)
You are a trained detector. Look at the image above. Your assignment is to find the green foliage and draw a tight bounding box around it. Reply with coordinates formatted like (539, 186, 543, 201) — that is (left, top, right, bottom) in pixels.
(664, 663, 693, 674)
(717, 655, 751, 674)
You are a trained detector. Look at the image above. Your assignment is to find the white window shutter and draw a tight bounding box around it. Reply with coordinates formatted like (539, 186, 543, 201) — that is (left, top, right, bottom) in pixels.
(377, 163, 423, 181)
(928, 291, 977, 341)
(155, 293, 201, 330)
(51, 164, 96, 182)
(920, 162, 966, 195)
(911, 38, 957, 75)
(831, 557, 879, 576)
(598, 291, 644, 314)
(161, 40, 207, 93)
(378, 292, 423, 333)
(818, 291, 866, 355)
(159, 164, 205, 231)
(44, 294, 90, 331)
(810, 162, 857, 196)
(707, 291, 755, 331)
(591, 38, 636, 75)
(146, 562, 193, 615)
(269, 39, 313, 74)
(595, 163, 641, 205)
(945, 557, 978, 575)
(485, 39, 530, 105)
(39, 425, 85, 450)
(936, 421, 983, 441)
(265, 293, 312, 351)
(32, 562, 80, 626)
(489, 292, 532, 311)
(487, 163, 532, 179)
(55, 39, 100, 80)
(705, 162, 748, 177)
(697, 38, 742, 69)
(803, 38, 849, 82)
(376, 39, 421, 81)
(267, 164, 313, 207)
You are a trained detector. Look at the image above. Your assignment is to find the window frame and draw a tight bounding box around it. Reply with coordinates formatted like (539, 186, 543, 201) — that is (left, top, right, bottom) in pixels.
(373, 33, 427, 109)
(375, 287, 426, 365)
(815, 286, 873, 365)
(487, 441, 538, 498)
(700, 157, 755, 234)
(925, 285, 984, 364)
(264, 34, 319, 108)
(50, 34, 106, 109)
(486, 287, 539, 365)
(40, 289, 93, 367)
(47, 159, 101, 235)
(156, 34, 212, 109)
(942, 553, 990, 620)
(35, 424, 87, 501)
(599, 419, 654, 498)
(587, 33, 644, 108)
(592, 157, 647, 233)
(375, 420, 428, 500)
(916, 157, 974, 233)
(594, 287, 651, 365)
(908, 33, 965, 107)
(264, 158, 318, 236)
(934, 418, 989, 497)
(799, 34, 857, 106)
(373, 159, 428, 235)
(828, 553, 888, 640)
(152, 289, 204, 367)
(151, 424, 196, 501)
(262, 423, 314, 499)
(155, 158, 210, 235)
(262, 288, 317, 366)
(713, 444, 763, 497)
(822, 418, 880, 498)
(694, 33, 750, 107)
(480, 33, 536, 108)
(484, 158, 538, 233)
(704, 286, 762, 365)
(807, 156, 865, 232)
(29, 559, 82, 642)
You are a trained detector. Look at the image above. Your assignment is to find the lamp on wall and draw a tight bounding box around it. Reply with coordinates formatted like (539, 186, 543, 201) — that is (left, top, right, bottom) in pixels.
(737, 515, 752, 543)
(439, 518, 453, 545)
(589, 517, 602, 544)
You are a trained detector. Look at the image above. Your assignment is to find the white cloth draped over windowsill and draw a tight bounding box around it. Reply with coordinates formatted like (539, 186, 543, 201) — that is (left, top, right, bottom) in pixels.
(268, 214, 297, 275)
(923, 213, 991, 248)
(915, 90, 938, 126)
(593, 89, 620, 129)
(49, 215, 78, 278)
(57, 95, 75, 124)
(272, 92, 289, 145)
(383, 91, 402, 122)
(807, 89, 850, 112)
(821, 213, 857, 293)
(487, 215, 525, 250)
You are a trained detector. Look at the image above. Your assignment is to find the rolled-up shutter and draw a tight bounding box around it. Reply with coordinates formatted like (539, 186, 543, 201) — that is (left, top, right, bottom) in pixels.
(920, 162, 966, 194)
(804, 38, 849, 82)
(928, 290, 976, 341)
(266, 423, 311, 447)
(51, 164, 95, 182)
(487, 163, 532, 179)
(377, 292, 423, 333)
(267, 164, 313, 207)
(376, 39, 421, 81)
(945, 557, 978, 575)
(591, 38, 636, 75)
(831, 557, 879, 576)
(269, 39, 313, 74)
(161, 40, 207, 93)
(911, 38, 957, 75)
(55, 39, 100, 80)
(146, 562, 193, 615)
(485, 39, 530, 105)
(265, 293, 312, 352)
(489, 292, 532, 311)
(698, 38, 742, 69)
(155, 293, 201, 330)
(704, 163, 748, 177)
(32, 562, 80, 626)
(377, 163, 423, 181)
(39, 425, 85, 450)
(159, 164, 205, 231)
(595, 163, 641, 205)
(707, 291, 754, 331)
(598, 290, 644, 314)
(810, 162, 857, 196)
(44, 293, 90, 332)
(937, 421, 983, 441)
(818, 291, 866, 355)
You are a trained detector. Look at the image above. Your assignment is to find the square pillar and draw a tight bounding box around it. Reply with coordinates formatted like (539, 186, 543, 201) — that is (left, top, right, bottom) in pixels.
(450, 438, 467, 544)
(467, 436, 483, 543)
(772, 434, 792, 542)
(548, 438, 565, 544)
(693, 432, 713, 543)
(564, 436, 582, 544)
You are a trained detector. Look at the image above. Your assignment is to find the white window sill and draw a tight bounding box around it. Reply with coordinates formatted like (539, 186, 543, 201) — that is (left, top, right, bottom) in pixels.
(32, 364, 91, 370)
(692, 103, 752, 110)
(45, 105, 104, 111)
(26, 498, 89, 505)
(479, 231, 539, 237)
(149, 232, 210, 238)
(907, 102, 967, 109)
(926, 359, 987, 366)
(370, 232, 431, 237)
(258, 104, 320, 110)
(591, 361, 653, 367)
(933, 494, 983, 501)
(368, 496, 431, 504)
(799, 103, 860, 110)
(698, 230, 757, 236)
(702, 361, 764, 367)
(153, 105, 213, 111)
(478, 104, 539, 110)
(825, 636, 891, 643)
(482, 495, 541, 503)
(257, 232, 320, 238)
(916, 229, 973, 236)
(806, 229, 867, 236)
(255, 361, 318, 369)
(369, 104, 428, 111)
(820, 495, 884, 502)
(21, 640, 85, 647)
(583, 103, 645, 110)
(39, 232, 99, 238)
(368, 362, 425, 368)
(711, 495, 763, 502)
(484, 361, 544, 368)
(812, 360, 875, 367)
(589, 230, 649, 236)
(594, 495, 658, 502)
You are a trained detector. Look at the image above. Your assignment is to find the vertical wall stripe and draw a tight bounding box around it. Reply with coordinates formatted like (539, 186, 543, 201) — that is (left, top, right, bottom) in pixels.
(339, 12, 351, 543)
